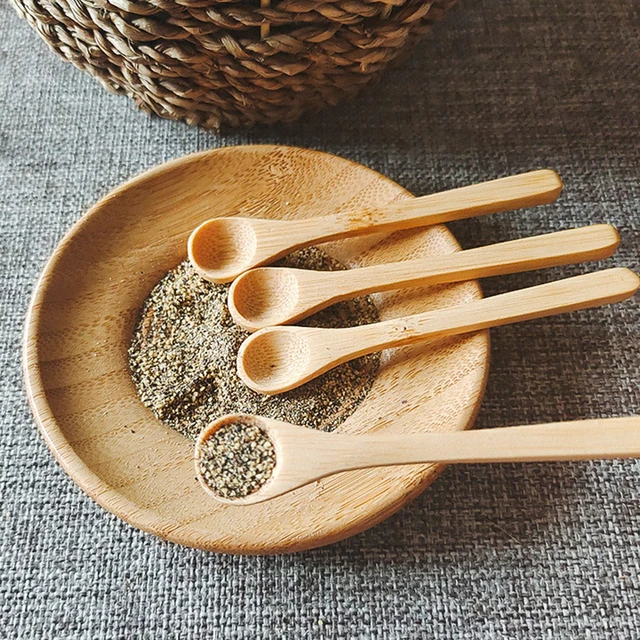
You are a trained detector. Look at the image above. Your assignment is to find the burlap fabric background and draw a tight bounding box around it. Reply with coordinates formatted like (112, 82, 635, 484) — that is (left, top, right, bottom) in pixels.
(1, 0, 638, 637)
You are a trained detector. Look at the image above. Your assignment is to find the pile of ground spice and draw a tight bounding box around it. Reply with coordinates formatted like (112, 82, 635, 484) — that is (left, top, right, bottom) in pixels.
(198, 423, 276, 499)
(128, 247, 380, 440)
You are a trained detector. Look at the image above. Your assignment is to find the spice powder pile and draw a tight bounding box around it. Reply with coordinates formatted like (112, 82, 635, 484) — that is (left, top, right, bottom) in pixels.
(198, 423, 276, 499)
(128, 247, 380, 440)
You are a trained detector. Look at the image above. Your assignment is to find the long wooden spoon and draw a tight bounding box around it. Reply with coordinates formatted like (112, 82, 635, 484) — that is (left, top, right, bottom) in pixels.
(189, 170, 562, 283)
(228, 224, 619, 331)
(196, 414, 640, 504)
(237, 268, 639, 395)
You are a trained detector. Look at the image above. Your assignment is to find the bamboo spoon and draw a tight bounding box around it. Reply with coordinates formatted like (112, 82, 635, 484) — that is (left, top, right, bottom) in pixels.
(237, 268, 639, 395)
(189, 170, 562, 283)
(228, 224, 619, 331)
(196, 414, 640, 505)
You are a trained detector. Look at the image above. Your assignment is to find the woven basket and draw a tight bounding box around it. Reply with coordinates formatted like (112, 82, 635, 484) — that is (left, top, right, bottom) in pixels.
(10, 0, 456, 129)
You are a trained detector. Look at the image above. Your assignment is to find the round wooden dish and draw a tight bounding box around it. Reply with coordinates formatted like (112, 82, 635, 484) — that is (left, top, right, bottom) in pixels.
(23, 145, 489, 554)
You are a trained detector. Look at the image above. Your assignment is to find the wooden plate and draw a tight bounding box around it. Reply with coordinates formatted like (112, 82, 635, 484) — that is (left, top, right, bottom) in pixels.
(23, 145, 489, 554)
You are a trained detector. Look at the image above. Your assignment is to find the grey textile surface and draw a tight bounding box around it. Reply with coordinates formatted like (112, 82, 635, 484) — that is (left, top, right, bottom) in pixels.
(1, 0, 639, 637)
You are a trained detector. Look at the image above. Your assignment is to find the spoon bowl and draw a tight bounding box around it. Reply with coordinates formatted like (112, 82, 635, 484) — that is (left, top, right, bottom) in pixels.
(196, 413, 336, 505)
(188, 217, 258, 282)
(237, 326, 312, 392)
(229, 267, 303, 331)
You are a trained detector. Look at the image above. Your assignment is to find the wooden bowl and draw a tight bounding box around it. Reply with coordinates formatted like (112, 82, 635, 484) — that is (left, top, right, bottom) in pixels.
(23, 145, 489, 554)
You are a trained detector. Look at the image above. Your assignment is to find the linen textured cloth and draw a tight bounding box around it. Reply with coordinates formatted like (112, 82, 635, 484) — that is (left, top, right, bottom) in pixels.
(1, 0, 638, 637)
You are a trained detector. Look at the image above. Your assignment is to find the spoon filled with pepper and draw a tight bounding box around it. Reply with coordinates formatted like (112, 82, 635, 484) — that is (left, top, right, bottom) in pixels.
(195, 413, 640, 505)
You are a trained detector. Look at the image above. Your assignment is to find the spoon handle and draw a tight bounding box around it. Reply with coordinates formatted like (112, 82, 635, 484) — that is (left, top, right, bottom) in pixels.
(343, 268, 639, 357)
(329, 417, 640, 471)
(308, 170, 562, 241)
(327, 225, 619, 299)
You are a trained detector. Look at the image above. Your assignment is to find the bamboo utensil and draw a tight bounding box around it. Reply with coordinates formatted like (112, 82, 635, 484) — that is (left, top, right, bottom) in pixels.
(196, 414, 640, 504)
(189, 169, 562, 283)
(228, 224, 619, 331)
(237, 268, 640, 395)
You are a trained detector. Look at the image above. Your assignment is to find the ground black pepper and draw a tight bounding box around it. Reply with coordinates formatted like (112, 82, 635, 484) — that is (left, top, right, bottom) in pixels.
(198, 423, 276, 499)
(128, 247, 380, 440)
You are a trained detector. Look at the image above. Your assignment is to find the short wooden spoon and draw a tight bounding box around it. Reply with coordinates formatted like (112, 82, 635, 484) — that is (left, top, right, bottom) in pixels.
(189, 170, 562, 283)
(228, 224, 619, 331)
(196, 414, 640, 504)
(237, 268, 639, 395)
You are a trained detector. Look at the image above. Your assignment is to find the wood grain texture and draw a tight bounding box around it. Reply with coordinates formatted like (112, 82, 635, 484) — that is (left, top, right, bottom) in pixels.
(23, 145, 489, 554)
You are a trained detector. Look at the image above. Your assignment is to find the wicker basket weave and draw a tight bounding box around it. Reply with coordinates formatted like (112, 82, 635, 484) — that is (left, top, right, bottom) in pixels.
(10, 0, 456, 129)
